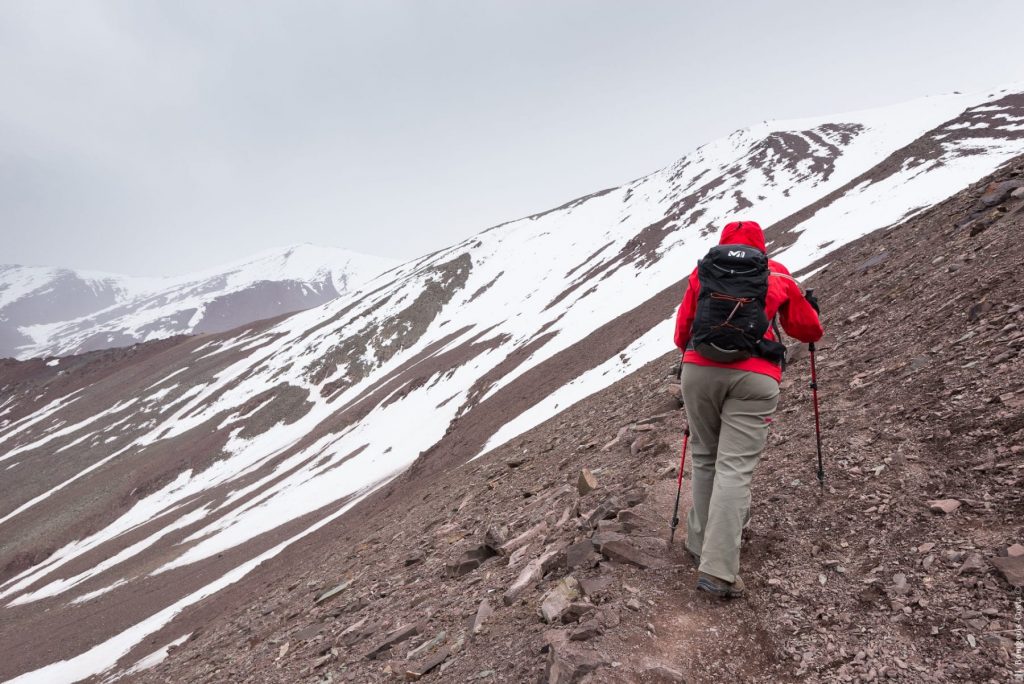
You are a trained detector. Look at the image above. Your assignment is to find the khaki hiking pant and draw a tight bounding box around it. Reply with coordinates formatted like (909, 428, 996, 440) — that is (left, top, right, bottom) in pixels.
(682, 364, 780, 584)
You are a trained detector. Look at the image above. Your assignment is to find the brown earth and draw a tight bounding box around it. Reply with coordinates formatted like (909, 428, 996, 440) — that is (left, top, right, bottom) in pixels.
(121, 159, 1024, 683)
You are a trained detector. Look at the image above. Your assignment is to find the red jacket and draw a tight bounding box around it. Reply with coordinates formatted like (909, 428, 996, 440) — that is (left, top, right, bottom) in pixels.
(673, 221, 823, 382)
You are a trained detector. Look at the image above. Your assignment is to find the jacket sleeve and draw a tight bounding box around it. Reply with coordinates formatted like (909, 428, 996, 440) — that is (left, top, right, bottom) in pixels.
(673, 269, 700, 351)
(777, 272, 823, 343)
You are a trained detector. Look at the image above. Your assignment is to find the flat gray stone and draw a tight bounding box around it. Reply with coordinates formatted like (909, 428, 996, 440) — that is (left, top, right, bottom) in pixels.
(566, 540, 599, 569)
(579, 576, 613, 597)
(404, 646, 451, 680)
(363, 622, 423, 660)
(540, 576, 581, 624)
(927, 498, 961, 514)
(471, 599, 493, 634)
(504, 546, 559, 606)
(313, 580, 352, 605)
(991, 555, 1024, 587)
(568, 620, 602, 641)
(601, 540, 666, 569)
(445, 544, 496, 577)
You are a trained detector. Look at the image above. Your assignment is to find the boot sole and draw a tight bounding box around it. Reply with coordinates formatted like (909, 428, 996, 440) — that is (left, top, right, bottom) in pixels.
(696, 576, 744, 599)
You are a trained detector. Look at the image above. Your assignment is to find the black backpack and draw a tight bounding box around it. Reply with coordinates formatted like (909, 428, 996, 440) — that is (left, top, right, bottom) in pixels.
(690, 244, 785, 364)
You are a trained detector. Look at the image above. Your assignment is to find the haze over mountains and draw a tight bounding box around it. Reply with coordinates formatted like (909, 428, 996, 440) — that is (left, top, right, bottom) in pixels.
(0, 245, 397, 359)
(1, 83, 1022, 682)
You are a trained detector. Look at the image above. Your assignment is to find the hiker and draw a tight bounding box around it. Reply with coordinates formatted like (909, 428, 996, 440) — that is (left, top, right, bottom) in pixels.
(673, 220, 822, 598)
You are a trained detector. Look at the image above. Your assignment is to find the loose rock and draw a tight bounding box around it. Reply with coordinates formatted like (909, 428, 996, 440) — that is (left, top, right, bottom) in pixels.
(565, 540, 599, 569)
(403, 551, 425, 567)
(498, 521, 548, 556)
(313, 580, 352, 605)
(404, 646, 451, 681)
(568, 620, 602, 641)
(503, 546, 560, 606)
(540, 576, 582, 623)
(577, 468, 598, 496)
(600, 540, 666, 569)
(643, 664, 685, 682)
(482, 525, 508, 551)
(586, 497, 623, 528)
(363, 622, 423, 660)
(579, 576, 612, 598)
(990, 555, 1024, 587)
(546, 647, 608, 684)
(958, 553, 987, 575)
(926, 499, 961, 514)
(445, 545, 497, 577)
(470, 599, 493, 635)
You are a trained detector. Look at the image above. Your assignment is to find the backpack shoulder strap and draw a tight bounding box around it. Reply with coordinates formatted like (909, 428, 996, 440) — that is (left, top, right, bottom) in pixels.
(771, 314, 786, 371)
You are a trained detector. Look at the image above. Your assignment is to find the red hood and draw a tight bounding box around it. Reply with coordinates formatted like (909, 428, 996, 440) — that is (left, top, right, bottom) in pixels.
(719, 220, 766, 253)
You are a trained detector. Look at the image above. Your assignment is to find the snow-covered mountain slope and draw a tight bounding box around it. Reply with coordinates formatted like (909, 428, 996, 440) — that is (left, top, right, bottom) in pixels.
(0, 266, 159, 358)
(0, 244, 397, 359)
(1, 84, 1022, 683)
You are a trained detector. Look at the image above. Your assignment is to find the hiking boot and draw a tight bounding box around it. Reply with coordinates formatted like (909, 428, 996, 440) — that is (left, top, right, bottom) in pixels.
(684, 548, 701, 568)
(696, 572, 745, 599)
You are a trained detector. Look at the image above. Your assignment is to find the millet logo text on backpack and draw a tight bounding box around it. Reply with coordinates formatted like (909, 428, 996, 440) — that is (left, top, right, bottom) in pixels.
(727, 250, 745, 258)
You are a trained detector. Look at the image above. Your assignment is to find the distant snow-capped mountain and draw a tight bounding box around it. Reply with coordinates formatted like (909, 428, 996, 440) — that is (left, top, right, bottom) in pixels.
(0, 244, 397, 359)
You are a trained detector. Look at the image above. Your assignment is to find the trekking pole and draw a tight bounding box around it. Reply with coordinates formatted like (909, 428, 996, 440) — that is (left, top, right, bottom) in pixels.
(807, 289, 825, 491)
(669, 425, 690, 543)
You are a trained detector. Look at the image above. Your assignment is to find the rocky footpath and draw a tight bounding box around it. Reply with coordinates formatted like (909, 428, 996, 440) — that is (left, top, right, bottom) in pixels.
(133, 360, 715, 683)
(136, 159, 1024, 683)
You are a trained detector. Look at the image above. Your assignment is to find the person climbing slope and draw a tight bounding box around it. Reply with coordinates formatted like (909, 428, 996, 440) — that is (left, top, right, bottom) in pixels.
(673, 220, 822, 598)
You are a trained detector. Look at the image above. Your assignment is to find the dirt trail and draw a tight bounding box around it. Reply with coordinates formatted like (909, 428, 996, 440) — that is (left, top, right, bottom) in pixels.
(631, 477, 799, 684)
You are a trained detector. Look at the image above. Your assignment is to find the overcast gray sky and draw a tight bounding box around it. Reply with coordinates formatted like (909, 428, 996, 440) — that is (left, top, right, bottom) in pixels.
(2, 1, 1023, 276)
